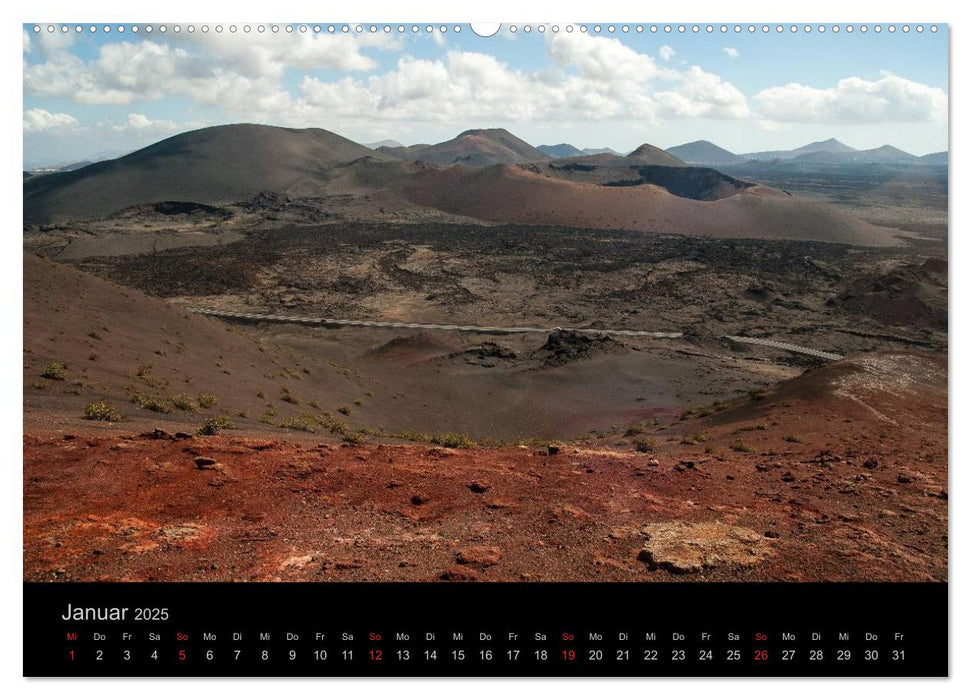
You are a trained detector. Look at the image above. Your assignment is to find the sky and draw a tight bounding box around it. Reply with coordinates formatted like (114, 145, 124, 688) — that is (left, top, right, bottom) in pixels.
(22, 22, 949, 167)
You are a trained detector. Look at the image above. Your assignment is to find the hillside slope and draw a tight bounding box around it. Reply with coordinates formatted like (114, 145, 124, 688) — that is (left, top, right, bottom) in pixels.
(24, 124, 393, 224)
(406, 164, 904, 246)
(379, 128, 549, 166)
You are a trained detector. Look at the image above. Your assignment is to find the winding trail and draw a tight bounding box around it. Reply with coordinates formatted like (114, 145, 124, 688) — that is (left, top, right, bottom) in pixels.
(189, 308, 843, 361)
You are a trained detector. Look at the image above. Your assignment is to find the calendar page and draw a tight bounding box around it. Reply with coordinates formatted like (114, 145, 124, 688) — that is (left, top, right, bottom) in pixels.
(21, 19, 948, 678)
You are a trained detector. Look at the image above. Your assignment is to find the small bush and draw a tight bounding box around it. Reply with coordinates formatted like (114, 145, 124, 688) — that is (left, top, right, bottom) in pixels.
(135, 363, 165, 389)
(784, 434, 802, 443)
(729, 440, 754, 453)
(170, 394, 199, 412)
(42, 361, 67, 381)
(278, 414, 319, 433)
(624, 424, 646, 437)
(280, 386, 299, 404)
(196, 415, 235, 436)
(128, 388, 172, 414)
(431, 433, 476, 449)
(259, 407, 276, 425)
(634, 438, 656, 453)
(197, 392, 218, 408)
(84, 400, 121, 422)
(680, 433, 709, 445)
(342, 431, 366, 445)
(337, 405, 351, 416)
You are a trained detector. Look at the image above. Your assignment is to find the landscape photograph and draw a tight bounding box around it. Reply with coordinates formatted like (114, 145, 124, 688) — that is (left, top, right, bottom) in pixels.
(23, 23, 947, 583)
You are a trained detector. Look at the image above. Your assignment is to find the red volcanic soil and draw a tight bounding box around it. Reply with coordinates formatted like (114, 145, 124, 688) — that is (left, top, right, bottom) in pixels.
(406, 164, 903, 246)
(24, 352, 947, 583)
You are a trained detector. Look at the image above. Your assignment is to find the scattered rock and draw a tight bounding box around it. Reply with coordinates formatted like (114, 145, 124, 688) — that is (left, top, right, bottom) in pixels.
(142, 428, 173, 440)
(638, 521, 774, 574)
(536, 329, 623, 367)
(456, 546, 502, 568)
(547, 445, 561, 456)
(194, 457, 219, 470)
(440, 565, 479, 581)
(320, 558, 365, 571)
(897, 474, 913, 484)
(468, 481, 490, 494)
(411, 494, 429, 506)
(863, 457, 879, 469)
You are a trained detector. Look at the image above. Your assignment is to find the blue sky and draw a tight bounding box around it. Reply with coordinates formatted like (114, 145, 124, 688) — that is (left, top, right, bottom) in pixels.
(23, 23, 948, 166)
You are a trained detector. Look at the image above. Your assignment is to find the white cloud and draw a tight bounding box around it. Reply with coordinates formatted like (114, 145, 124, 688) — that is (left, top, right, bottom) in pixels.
(723, 47, 739, 59)
(112, 113, 199, 134)
(23, 32, 387, 107)
(656, 66, 750, 119)
(658, 45, 675, 61)
(755, 72, 947, 123)
(296, 33, 747, 128)
(23, 108, 79, 133)
(23, 28, 751, 133)
(23, 30, 31, 54)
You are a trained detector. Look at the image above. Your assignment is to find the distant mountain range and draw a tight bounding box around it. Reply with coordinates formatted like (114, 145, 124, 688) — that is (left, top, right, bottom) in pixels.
(665, 141, 746, 166)
(364, 139, 403, 149)
(377, 128, 549, 167)
(23, 122, 902, 247)
(537, 143, 585, 158)
(665, 137, 946, 167)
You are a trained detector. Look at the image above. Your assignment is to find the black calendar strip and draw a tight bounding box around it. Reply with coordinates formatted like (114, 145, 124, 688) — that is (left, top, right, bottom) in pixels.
(24, 582, 947, 677)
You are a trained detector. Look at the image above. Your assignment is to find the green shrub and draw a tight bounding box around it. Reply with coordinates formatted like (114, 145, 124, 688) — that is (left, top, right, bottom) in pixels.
(84, 400, 121, 422)
(634, 438, 656, 453)
(135, 363, 165, 389)
(430, 433, 476, 449)
(729, 440, 754, 453)
(170, 394, 199, 412)
(128, 388, 172, 413)
(337, 404, 351, 416)
(278, 414, 319, 433)
(624, 424, 646, 437)
(196, 415, 235, 436)
(197, 391, 218, 408)
(342, 431, 366, 445)
(42, 361, 67, 381)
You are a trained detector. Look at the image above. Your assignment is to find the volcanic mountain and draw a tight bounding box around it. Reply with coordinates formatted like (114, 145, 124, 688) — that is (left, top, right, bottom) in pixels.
(919, 151, 948, 165)
(794, 144, 918, 164)
(23, 123, 395, 224)
(537, 143, 586, 158)
(625, 143, 685, 166)
(379, 128, 550, 166)
(405, 162, 902, 246)
(24, 123, 906, 246)
(582, 147, 622, 156)
(743, 138, 858, 161)
(666, 140, 746, 166)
